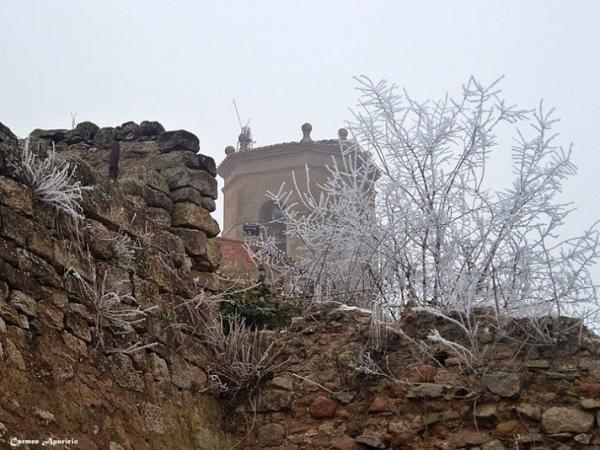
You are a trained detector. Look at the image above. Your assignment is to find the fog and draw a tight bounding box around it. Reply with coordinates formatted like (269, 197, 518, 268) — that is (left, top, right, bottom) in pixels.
(1, 0, 599, 237)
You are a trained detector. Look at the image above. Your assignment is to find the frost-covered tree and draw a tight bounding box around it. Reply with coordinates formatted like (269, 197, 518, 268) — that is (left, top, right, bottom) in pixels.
(248, 76, 600, 339)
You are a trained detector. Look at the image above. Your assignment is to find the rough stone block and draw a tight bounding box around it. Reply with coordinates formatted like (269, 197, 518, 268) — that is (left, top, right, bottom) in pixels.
(15, 246, 62, 288)
(124, 183, 173, 212)
(148, 231, 188, 269)
(118, 141, 160, 167)
(194, 427, 223, 450)
(149, 353, 170, 382)
(451, 430, 492, 447)
(0, 125, 28, 182)
(8, 290, 37, 317)
(65, 310, 92, 343)
(170, 228, 207, 257)
(68, 302, 95, 324)
(4, 338, 26, 370)
(40, 286, 68, 309)
(143, 402, 171, 434)
(199, 196, 216, 212)
(0, 300, 29, 329)
(0, 176, 32, 215)
(542, 406, 594, 433)
(482, 372, 520, 398)
(168, 187, 217, 212)
(146, 206, 172, 229)
(407, 383, 444, 399)
(0, 280, 7, 301)
(157, 130, 199, 153)
(152, 151, 216, 177)
(119, 166, 169, 194)
(39, 303, 64, 329)
(138, 252, 174, 293)
(355, 435, 385, 449)
(516, 403, 541, 420)
(85, 220, 116, 260)
(139, 121, 165, 139)
(170, 355, 207, 390)
(196, 154, 217, 177)
(580, 398, 600, 409)
(332, 436, 359, 450)
(81, 180, 163, 241)
(93, 127, 117, 149)
(62, 331, 89, 357)
(310, 395, 337, 418)
(271, 375, 295, 391)
(171, 202, 220, 237)
(74, 121, 99, 141)
(0, 205, 34, 246)
(110, 354, 145, 392)
(28, 225, 54, 261)
(190, 238, 221, 271)
(0, 257, 42, 299)
(117, 121, 141, 141)
(257, 389, 293, 412)
(53, 240, 95, 282)
(169, 186, 202, 204)
(258, 423, 285, 447)
(160, 166, 217, 199)
(0, 121, 17, 143)
(189, 271, 223, 291)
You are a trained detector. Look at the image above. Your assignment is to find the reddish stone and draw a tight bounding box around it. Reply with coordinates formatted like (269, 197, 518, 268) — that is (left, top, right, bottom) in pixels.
(390, 432, 415, 448)
(309, 395, 337, 418)
(338, 408, 351, 419)
(495, 420, 526, 437)
(408, 364, 437, 383)
(325, 325, 345, 334)
(433, 423, 449, 439)
(577, 378, 600, 397)
(287, 422, 313, 434)
(368, 396, 390, 413)
(332, 435, 359, 450)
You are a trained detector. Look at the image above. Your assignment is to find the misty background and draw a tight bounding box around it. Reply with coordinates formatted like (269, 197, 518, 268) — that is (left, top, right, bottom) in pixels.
(1, 0, 599, 240)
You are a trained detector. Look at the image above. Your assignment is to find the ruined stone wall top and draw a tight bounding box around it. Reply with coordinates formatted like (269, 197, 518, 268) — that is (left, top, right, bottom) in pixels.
(230, 303, 600, 449)
(27, 120, 222, 279)
(0, 121, 230, 449)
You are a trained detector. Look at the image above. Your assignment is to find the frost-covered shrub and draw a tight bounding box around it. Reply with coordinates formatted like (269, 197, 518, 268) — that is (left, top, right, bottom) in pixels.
(249, 76, 600, 355)
(22, 138, 91, 220)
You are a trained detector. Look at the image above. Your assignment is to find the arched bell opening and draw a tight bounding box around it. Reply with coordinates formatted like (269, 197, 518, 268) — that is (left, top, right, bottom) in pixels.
(258, 200, 287, 254)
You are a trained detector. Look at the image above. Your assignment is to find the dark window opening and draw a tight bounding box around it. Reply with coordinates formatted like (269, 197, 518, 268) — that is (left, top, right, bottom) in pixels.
(258, 200, 286, 253)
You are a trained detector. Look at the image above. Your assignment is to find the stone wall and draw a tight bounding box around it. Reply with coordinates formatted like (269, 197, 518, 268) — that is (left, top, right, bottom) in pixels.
(28, 120, 222, 281)
(231, 303, 600, 450)
(0, 121, 231, 449)
(215, 237, 259, 283)
(2, 119, 600, 450)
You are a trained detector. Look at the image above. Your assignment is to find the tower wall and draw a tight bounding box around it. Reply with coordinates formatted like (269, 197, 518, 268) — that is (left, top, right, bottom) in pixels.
(218, 138, 345, 258)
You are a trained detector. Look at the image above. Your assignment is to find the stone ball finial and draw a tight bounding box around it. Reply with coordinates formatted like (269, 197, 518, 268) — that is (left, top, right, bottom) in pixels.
(338, 128, 348, 140)
(225, 145, 235, 155)
(301, 122, 313, 142)
(238, 132, 251, 151)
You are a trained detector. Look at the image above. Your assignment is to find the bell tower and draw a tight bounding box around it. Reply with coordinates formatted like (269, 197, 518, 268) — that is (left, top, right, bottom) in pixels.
(217, 123, 348, 258)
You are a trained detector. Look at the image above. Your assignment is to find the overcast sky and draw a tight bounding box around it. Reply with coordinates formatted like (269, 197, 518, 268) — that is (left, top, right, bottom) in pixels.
(1, 0, 599, 236)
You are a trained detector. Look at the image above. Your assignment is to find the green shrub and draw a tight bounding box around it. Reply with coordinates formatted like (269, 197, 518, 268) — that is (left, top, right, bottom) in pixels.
(218, 283, 300, 330)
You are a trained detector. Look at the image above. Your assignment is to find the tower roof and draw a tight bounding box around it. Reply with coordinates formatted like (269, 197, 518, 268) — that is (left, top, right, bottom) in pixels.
(217, 123, 349, 179)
